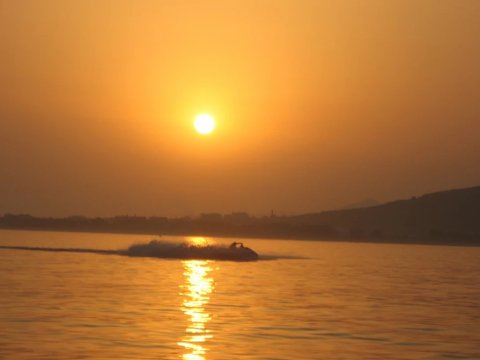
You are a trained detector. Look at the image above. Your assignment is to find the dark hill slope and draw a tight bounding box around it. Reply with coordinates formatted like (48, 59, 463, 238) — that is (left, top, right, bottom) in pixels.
(290, 186, 480, 243)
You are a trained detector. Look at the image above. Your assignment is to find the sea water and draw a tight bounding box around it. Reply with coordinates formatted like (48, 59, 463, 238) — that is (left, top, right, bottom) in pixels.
(0, 229, 479, 359)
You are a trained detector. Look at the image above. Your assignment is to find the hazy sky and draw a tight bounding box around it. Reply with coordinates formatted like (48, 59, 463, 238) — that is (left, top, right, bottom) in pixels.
(1, 0, 479, 217)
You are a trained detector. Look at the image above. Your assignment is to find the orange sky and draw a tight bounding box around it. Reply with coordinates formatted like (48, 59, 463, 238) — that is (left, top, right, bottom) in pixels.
(1, 0, 479, 216)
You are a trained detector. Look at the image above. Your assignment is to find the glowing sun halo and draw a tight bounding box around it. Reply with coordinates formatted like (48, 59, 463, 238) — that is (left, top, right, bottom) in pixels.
(194, 114, 215, 135)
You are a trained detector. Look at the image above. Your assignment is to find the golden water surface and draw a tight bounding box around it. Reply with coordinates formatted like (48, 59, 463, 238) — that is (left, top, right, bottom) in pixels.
(0, 230, 479, 359)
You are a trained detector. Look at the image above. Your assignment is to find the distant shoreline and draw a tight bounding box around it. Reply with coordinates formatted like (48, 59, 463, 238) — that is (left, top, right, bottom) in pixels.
(0, 225, 478, 248)
(1, 185, 479, 247)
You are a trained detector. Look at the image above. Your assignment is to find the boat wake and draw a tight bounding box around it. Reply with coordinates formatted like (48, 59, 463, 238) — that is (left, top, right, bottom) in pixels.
(0, 240, 260, 262)
(0, 245, 119, 256)
(0, 239, 307, 261)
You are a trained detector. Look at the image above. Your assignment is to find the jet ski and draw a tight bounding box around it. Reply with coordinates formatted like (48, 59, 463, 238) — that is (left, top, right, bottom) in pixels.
(222, 242, 259, 261)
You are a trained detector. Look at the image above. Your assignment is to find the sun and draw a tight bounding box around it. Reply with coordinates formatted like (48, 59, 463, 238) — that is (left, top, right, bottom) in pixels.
(194, 114, 215, 135)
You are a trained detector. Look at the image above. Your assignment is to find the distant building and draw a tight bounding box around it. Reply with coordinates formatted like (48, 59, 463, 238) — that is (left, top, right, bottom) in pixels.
(224, 212, 250, 224)
(199, 213, 223, 223)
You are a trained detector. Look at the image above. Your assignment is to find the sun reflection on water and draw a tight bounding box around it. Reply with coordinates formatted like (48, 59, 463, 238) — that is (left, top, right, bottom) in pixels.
(178, 260, 214, 360)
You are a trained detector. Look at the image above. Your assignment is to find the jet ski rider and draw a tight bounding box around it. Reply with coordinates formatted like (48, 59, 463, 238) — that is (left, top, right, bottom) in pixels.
(229, 242, 245, 249)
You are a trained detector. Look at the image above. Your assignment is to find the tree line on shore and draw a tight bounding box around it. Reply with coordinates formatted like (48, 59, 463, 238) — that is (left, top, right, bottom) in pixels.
(1, 186, 479, 245)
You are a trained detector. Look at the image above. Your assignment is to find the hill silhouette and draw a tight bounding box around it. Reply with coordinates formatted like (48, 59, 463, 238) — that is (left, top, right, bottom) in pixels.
(1, 186, 479, 245)
(341, 198, 380, 210)
(289, 186, 480, 244)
